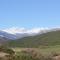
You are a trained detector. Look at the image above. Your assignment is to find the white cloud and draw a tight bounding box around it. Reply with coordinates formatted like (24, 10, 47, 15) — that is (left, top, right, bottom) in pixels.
(2, 27, 50, 34)
(3, 27, 26, 34)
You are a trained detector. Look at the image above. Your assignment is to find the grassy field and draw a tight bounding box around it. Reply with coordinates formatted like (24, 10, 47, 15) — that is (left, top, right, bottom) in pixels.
(13, 45, 60, 55)
(0, 45, 60, 60)
(10, 45, 60, 60)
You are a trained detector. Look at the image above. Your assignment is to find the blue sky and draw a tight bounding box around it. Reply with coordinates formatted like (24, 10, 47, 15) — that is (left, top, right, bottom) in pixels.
(0, 0, 60, 29)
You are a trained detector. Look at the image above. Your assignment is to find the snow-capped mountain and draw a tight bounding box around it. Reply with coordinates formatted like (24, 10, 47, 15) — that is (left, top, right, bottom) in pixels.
(0, 27, 60, 40)
(0, 30, 17, 39)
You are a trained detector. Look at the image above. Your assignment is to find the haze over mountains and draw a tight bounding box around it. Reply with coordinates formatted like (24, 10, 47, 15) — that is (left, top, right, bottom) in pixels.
(0, 27, 60, 40)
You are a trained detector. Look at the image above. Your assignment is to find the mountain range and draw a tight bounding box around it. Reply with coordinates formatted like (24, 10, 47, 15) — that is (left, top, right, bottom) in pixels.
(0, 27, 60, 40)
(0, 27, 60, 47)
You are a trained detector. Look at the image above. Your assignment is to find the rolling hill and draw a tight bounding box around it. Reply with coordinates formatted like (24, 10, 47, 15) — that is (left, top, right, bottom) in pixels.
(5, 30, 60, 48)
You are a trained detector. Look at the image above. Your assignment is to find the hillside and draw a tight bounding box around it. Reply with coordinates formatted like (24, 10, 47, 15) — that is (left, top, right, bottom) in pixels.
(5, 30, 60, 48)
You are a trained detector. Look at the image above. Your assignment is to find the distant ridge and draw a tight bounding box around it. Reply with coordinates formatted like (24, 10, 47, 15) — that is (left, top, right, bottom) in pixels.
(0, 27, 60, 40)
(5, 29, 60, 47)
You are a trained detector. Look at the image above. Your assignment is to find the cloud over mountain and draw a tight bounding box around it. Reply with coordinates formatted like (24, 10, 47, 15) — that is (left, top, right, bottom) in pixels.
(2, 27, 50, 34)
(0, 27, 60, 40)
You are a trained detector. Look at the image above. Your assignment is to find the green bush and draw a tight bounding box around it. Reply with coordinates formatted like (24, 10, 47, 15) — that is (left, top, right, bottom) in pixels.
(4, 48, 15, 55)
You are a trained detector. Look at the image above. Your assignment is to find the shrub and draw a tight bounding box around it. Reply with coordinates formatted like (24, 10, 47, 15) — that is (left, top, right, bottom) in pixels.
(51, 51, 60, 57)
(4, 48, 15, 55)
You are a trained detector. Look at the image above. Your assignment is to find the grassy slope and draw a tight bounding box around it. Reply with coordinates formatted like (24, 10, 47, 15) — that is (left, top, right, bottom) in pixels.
(13, 45, 60, 54)
(5, 30, 60, 48)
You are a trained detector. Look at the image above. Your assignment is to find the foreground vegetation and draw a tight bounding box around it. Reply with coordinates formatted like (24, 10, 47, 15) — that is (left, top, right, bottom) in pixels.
(0, 45, 60, 60)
